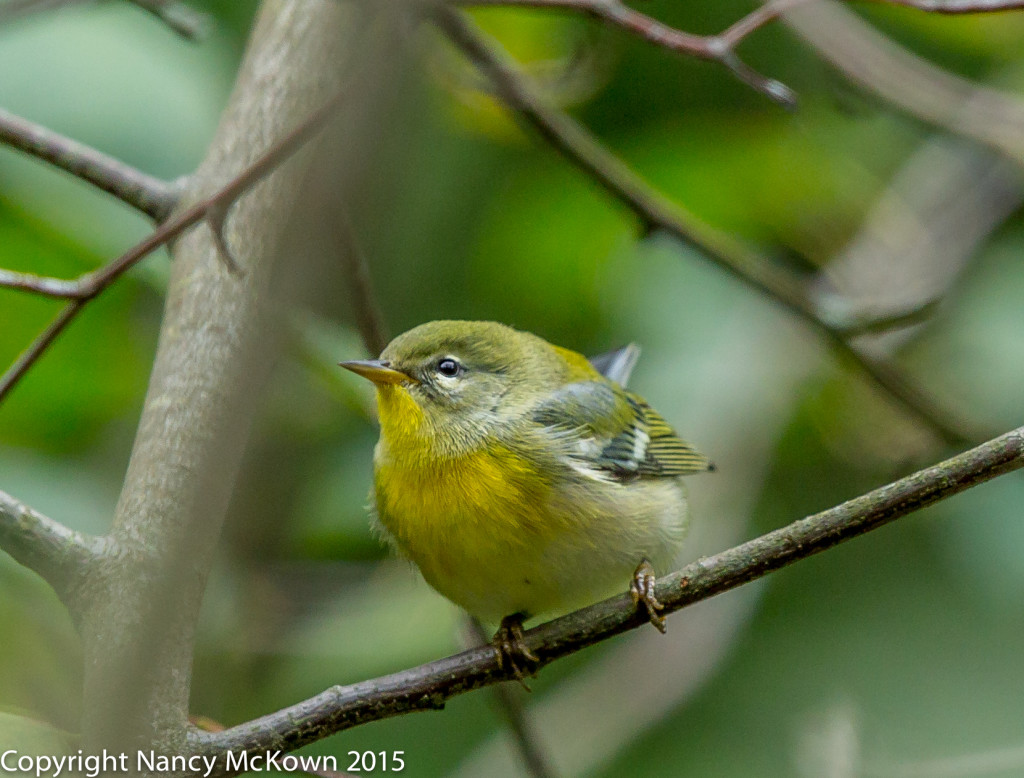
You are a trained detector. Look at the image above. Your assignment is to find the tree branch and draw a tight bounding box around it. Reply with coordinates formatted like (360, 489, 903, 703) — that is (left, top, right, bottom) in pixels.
(453, 0, 799, 107)
(194, 424, 1024, 769)
(0, 87, 349, 404)
(0, 268, 84, 299)
(0, 107, 179, 221)
(867, 0, 1024, 12)
(76, 0, 362, 753)
(433, 8, 980, 447)
(334, 214, 389, 356)
(127, 0, 209, 39)
(0, 488, 108, 605)
(0, 301, 85, 402)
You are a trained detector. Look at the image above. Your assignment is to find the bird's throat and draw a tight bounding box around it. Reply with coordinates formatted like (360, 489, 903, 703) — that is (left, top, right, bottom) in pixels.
(375, 385, 428, 447)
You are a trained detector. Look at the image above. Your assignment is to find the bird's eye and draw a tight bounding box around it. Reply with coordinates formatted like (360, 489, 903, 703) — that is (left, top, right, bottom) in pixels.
(436, 358, 461, 377)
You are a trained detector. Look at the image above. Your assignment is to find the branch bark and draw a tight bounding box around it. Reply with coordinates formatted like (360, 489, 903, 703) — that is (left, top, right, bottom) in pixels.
(868, 0, 1024, 12)
(0, 489, 108, 606)
(0, 107, 178, 221)
(0, 85, 348, 404)
(193, 424, 1024, 770)
(72, 0, 356, 756)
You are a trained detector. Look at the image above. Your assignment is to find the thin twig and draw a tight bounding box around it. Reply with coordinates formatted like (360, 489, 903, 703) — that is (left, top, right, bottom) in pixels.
(867, 0, 1024, 12)
(334, 214, 389, 355)
(0, 301, 85, 401)
(0, 89, 349, 403)
(0, 488, 109, 605)
(0, 268, 85, 299)
(192, 425, 1024, 770)
(719, 0, 806, 46)
(827, 299, 942, 336)
(127, 0, 209, 39)
(0, 107, 179, 221)
(466, 618, 558, 778)
(453, 0, 799, 106)
(434, 8, 979, 446)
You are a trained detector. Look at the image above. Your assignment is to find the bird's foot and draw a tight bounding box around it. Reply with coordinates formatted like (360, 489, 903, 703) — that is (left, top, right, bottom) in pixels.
(630, 559, 666, 633)
(492, 613, 539, 690)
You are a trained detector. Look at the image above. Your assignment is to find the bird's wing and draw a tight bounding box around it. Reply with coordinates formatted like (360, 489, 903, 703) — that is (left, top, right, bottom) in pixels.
(530, 381, 713, 480)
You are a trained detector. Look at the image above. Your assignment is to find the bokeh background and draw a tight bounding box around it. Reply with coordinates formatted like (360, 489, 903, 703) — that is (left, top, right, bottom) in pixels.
(2, 1, 1024, 776)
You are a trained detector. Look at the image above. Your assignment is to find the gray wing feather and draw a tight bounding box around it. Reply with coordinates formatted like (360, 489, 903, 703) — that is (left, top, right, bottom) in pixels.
(531, 381, 713, 481)
(587, 343, 641, 387)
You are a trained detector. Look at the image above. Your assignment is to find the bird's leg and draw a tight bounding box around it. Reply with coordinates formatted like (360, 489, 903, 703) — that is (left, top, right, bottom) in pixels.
(630, 558, 666, 633)
(492, 613, 539, 689)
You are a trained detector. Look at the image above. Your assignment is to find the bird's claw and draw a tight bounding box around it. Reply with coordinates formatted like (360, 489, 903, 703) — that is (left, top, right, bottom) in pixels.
(631, 559, 666, 633)
(493, 614, 539, 690)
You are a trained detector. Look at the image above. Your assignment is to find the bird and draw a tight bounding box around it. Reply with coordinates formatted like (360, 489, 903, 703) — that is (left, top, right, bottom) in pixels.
(340, 320, 713, 676)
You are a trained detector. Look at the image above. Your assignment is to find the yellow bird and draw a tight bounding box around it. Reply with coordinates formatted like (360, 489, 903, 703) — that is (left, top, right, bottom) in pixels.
(341, 320, 713, 671)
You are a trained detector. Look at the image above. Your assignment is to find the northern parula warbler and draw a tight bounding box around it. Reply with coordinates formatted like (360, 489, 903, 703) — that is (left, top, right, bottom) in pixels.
(341, 320, 713, 670)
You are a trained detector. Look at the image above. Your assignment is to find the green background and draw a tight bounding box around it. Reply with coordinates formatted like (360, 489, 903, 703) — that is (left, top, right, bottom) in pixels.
(2, 1, 1024, 776)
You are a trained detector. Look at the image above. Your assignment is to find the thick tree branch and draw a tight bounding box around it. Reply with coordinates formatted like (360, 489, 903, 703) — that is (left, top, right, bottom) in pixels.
(0, 488, 108, 605)
(194, 425, 1024, 769)
(74, 0, 366, 754)
(434, 8, 979, 447)
(453, 0, 799, 106)
(0, 107, 179, 221)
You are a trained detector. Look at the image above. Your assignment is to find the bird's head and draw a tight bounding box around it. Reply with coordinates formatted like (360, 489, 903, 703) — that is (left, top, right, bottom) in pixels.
(340, 321, 568, 440)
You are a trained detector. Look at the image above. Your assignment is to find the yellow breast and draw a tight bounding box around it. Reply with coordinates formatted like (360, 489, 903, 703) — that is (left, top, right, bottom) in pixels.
(372, 384, 570, 616)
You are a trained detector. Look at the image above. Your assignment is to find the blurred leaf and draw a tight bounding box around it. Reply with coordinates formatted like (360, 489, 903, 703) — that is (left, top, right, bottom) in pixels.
(0, 711, 74, 773)
(908, 234, 1024, 431)
(0, 559, 81, 731)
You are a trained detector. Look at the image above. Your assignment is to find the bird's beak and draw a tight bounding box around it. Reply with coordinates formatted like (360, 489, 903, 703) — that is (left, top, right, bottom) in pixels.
(339, 359, 417, 386)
